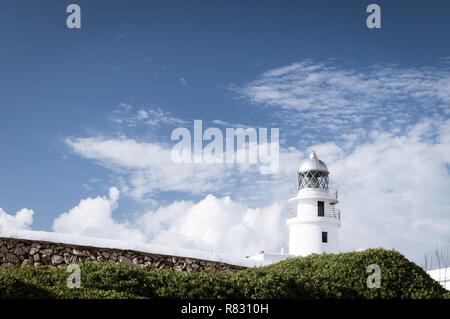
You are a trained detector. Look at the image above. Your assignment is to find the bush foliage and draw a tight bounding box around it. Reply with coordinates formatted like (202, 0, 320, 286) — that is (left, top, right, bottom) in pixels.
(0, 248, 447, 299)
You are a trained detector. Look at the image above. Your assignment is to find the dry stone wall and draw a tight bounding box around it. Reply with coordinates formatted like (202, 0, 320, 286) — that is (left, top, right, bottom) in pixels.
(0, 237, 246, 273)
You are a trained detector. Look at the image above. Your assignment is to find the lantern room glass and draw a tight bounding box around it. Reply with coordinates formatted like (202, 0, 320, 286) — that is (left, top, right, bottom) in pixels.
(298, 170, 329, 190)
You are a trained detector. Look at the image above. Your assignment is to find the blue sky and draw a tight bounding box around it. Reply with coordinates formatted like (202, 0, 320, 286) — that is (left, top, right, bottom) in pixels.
(0, 1, 449, 264)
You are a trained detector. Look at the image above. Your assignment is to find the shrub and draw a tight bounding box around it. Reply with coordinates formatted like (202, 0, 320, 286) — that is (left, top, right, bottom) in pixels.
(0, 248, 447, 299)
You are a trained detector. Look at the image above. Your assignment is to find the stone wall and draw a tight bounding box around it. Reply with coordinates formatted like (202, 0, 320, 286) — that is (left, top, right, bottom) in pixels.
(0, 237, 246, 273)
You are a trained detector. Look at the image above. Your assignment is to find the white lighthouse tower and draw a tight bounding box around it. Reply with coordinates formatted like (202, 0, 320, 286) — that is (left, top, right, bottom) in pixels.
(247, 150, 341, 264)
(287, 151, 341, 256)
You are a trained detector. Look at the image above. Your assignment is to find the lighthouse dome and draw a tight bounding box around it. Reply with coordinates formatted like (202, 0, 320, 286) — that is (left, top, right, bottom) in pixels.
(297, 151, 328, 173)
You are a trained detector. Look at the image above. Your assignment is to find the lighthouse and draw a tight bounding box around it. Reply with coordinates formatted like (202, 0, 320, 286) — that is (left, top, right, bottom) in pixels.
(247, 150, 342, 264)
(287, 151, 341, 256)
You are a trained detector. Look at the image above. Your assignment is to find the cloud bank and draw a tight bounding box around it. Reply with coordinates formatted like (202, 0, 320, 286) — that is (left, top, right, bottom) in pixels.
(235, 60, 450, 143)
(0, 208, 34, 231)
(52, 187, 146, 243)
(48, 187, 287, 259)
(5, 60, 449, 266)
(60, 118, 450, 264)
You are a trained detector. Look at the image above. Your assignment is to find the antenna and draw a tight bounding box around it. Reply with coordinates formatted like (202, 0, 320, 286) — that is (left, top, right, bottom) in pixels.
(311, 137, 317, 151)
(309, 138, 318, 159)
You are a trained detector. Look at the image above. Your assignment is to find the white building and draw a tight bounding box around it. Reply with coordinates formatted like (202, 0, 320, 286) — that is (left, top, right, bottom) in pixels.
(249, 151, 341, 264)
(427, 267, 450, 290)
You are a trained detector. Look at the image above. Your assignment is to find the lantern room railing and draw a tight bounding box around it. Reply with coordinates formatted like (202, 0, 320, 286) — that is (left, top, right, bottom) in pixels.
(287, 205, 341, 220)
(286, 206, 340, 220)
(289, 187, 338, 200)
(329, 205, 341, 220)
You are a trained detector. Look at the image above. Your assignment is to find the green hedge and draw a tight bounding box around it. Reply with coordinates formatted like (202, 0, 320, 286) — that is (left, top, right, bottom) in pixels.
(0, 248, 447, 299)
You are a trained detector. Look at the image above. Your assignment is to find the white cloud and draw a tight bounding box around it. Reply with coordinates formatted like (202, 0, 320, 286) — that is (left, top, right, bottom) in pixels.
(235, 60, 450, 136)
(109, 32, 127, 46)
(52, 187, 146, 243)
(117, 103, 132, 111)
(45, 190, 286, 259)
(0, 208, 34, 231)
(65, 137, 232, 200)
(111, 104, 188, 127)
(179, 77, 187, 86)
(211, 119, 250, 129)
(138, 194, 286, 258)
(144, 108, 188, 126)
(65, 135, 282, 202)
(136, 110, 149, 120)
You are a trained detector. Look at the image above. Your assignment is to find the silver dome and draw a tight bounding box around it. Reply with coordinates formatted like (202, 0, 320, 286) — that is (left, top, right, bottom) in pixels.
(297, 151, 329, 173)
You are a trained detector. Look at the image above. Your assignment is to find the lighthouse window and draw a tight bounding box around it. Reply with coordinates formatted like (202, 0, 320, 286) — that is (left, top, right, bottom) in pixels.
(298, 171, 329, 190)
(322, 232, 328, 243)
(318, 201, 325, 217)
